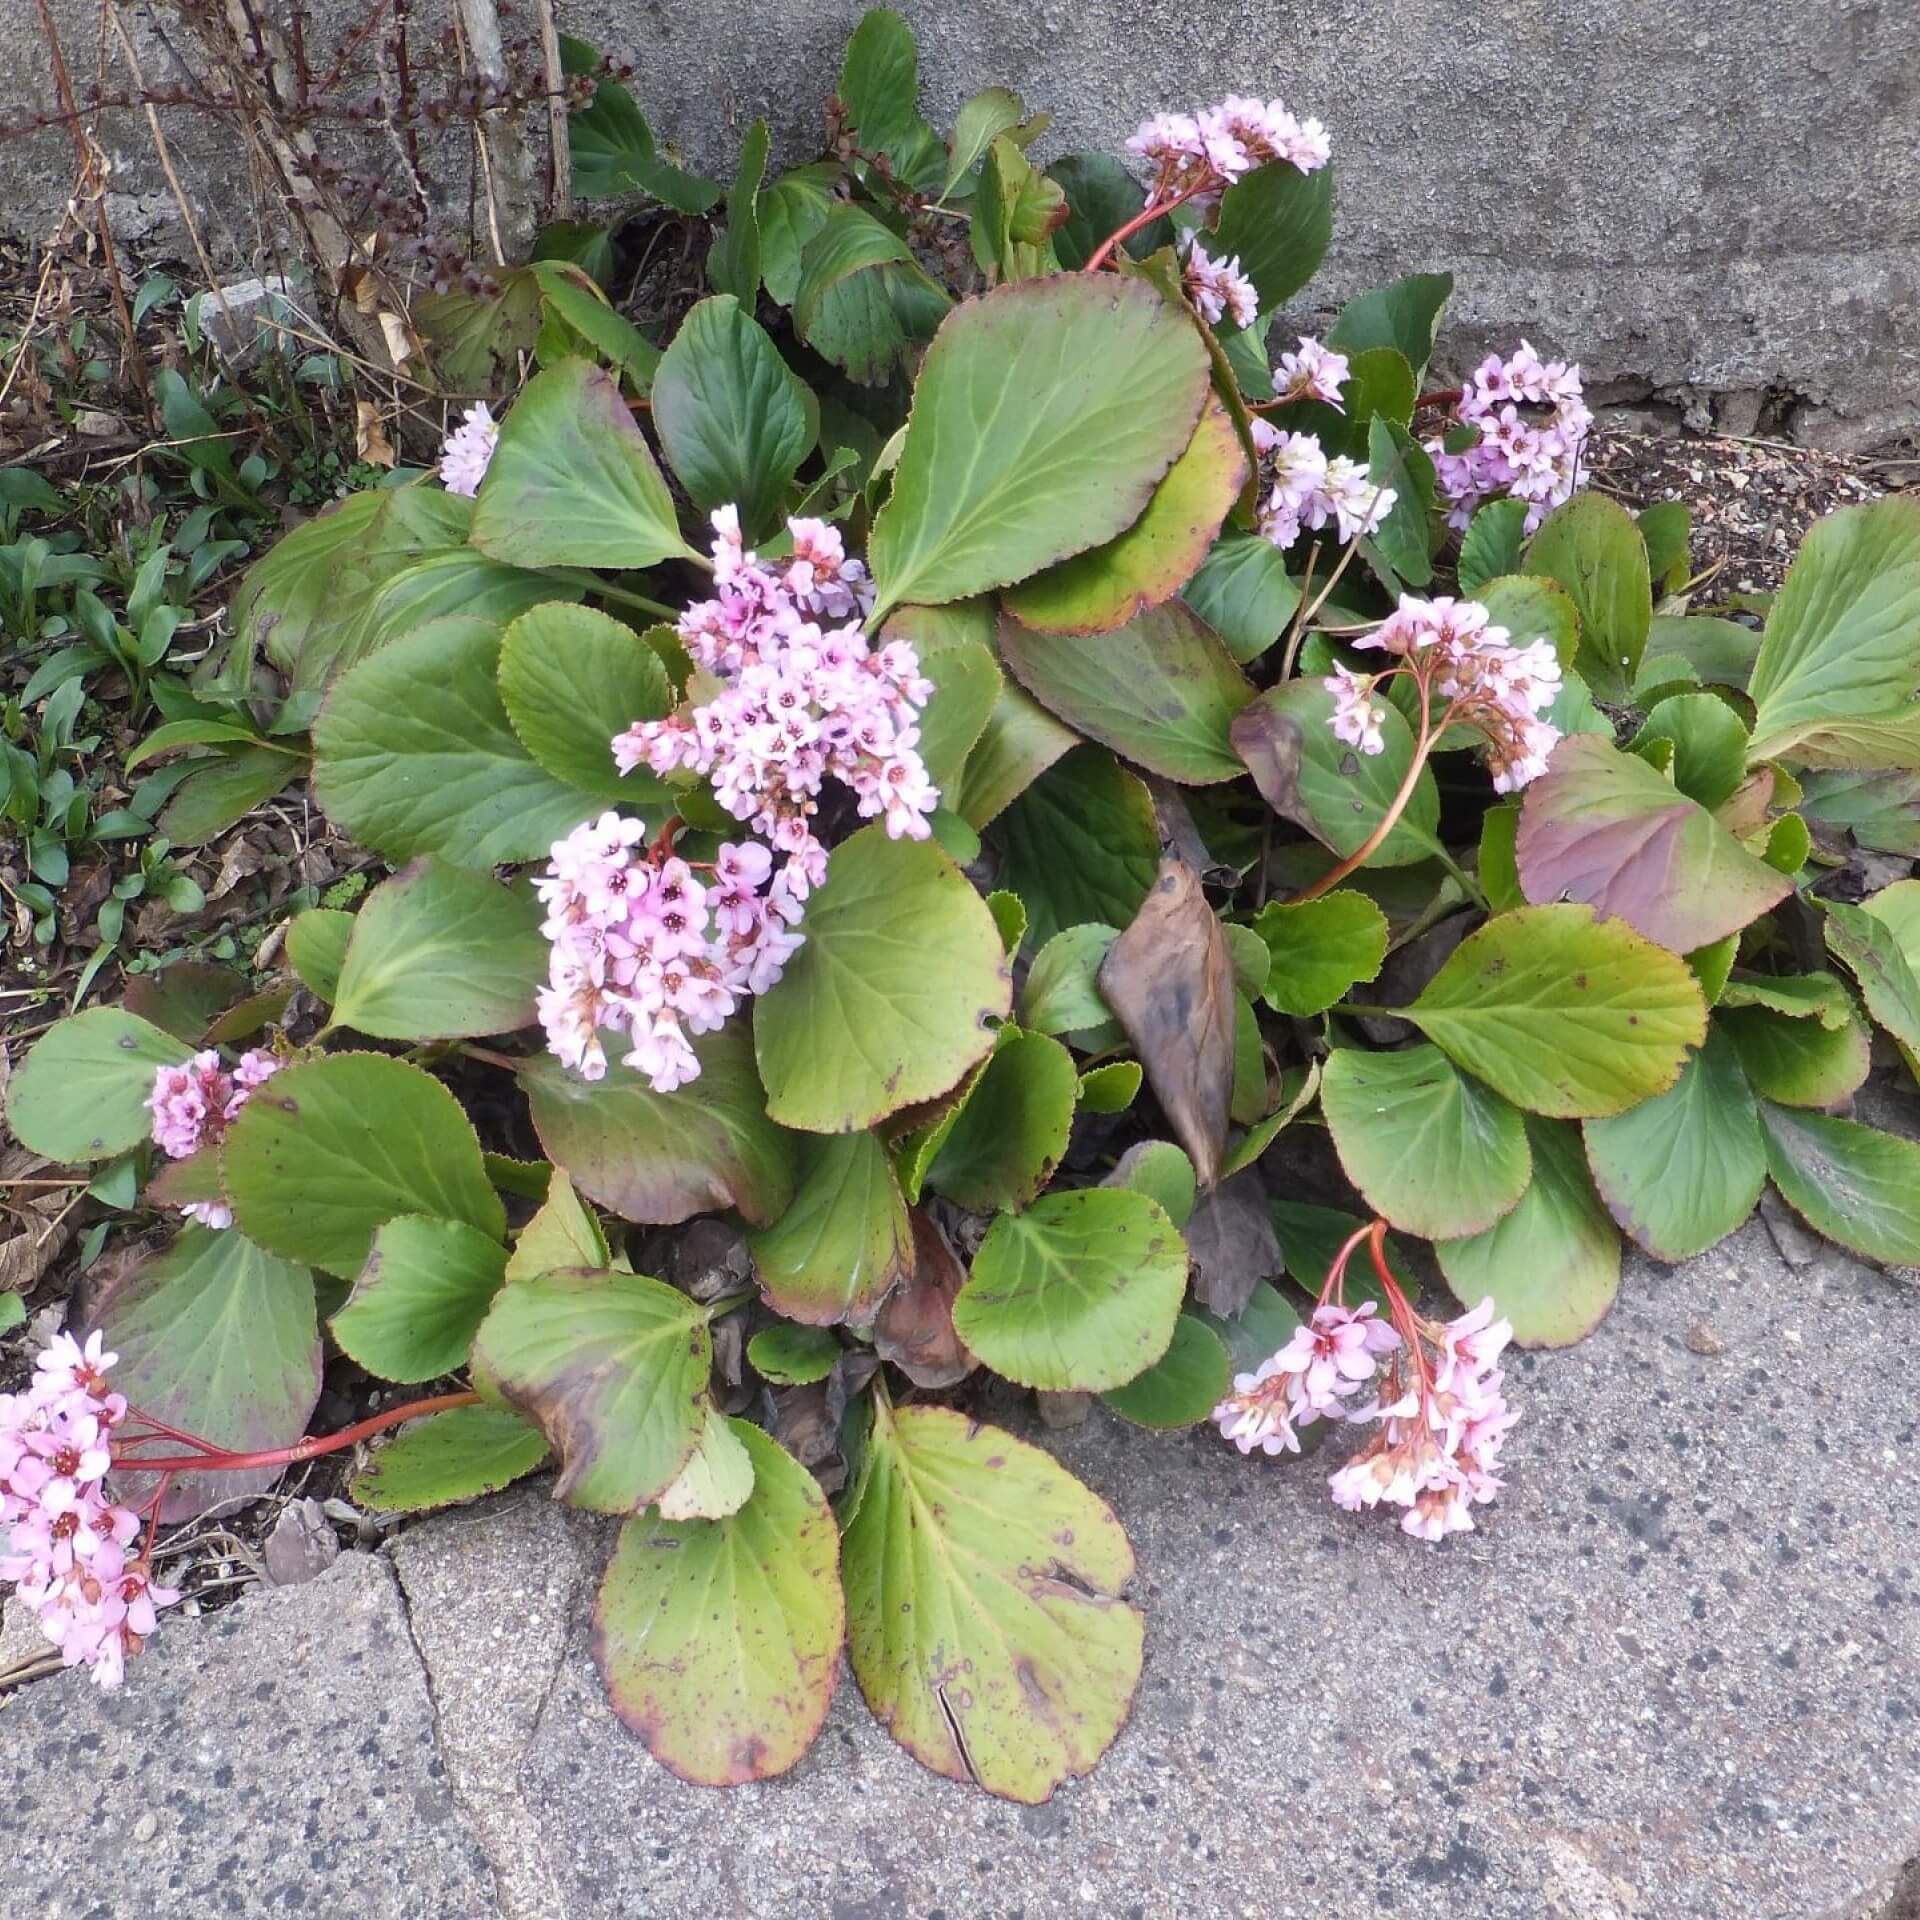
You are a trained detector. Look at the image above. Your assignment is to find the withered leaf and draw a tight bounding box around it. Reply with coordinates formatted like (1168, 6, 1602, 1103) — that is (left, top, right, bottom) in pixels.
(1098, 857, 1234, 1187)
(1183, 1167, 1282, 1316)
(872, 1208, 977, 1389)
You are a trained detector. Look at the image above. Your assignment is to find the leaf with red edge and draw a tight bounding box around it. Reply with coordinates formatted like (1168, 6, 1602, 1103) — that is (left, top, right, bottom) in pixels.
(1515, 734, 1792, 952)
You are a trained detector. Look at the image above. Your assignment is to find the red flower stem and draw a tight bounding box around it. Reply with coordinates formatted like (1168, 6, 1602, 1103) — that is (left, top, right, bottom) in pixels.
(1290, 664, 1435, 904)
(111, 1391, 483, 1477)
(647, 814, 685, 864)
(1320, 1222, 1374, 1309)
(1082, 178, 1205, 274)
(1416, 387, 1462, 411)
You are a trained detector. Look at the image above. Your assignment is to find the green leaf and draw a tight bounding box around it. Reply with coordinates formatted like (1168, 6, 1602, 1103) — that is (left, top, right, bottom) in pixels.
(747, 1324, 842, 1386)
(841, 1401, 1143, 1803)
(1269, 1201, 1414, 1316)
(415, 270, 545, 392)
(1583, 1026, 1765, 1260)
(471, 1267, 712, 1511)
(521, 1021, 795, 1228)
(156, 747, 298, 845)
(595, 1420, 844, 1783)
(867, 277, 1208, 617)
(1823, 898, 1920, 1053)
(793, 205, 950, 386)
(1478, 802, 1524, 911)
(470, 359, 694, 571)
(314, 616, 602, 866)
(1758, 1103, 1920, 1265)
(653, 296, 815, 541)
(331, 1214, 508, 1382)
(224, 1053, 505, 1276)
(565, 49, 722, 210)
(1405, 904, 1708, 1118)
(943, 87, 1025, 197)
(746, 1129, 912, 1325)
(953, 681, 1079, 831)
(330, 856, 544, 1041)
(1523, 492, 1652, 700)
(7, 1008, 192, 1161)
(1099, 1314, 1231, 1429)
(96, 1227, 320, 1521)
(1252, 892, 1390, 1016)
(926, 1028, 1078, 1211)
(1078, 1059, 1143, 1112)
(754, 827, 1009, 1132)
(1048, 152, 1170, 270)
(1457, 499, 1529, 597)
(1362, 417, 1436, 590)
(1797, 769, 1920, 854)
(1747, 497, 1920, 766)
(351, 1403, 550, 1512)
(1019, 923, 1123, 1048)
(837, 7, 924, 156)
(656, 1409, 755, 1520)
(1182, 531, 1301, 665)
(1108, 1139, 1197, 1228)
(988, 747, 1161, 947)
(1628, 691, 1751, 810)
(1211, 158, 1333, 310)
(1000, 400, 1246, 635)
(1638, 501, 1692, 588)
(706, 120, 768, 307)
(998, 600, 1254, 785)
(1718, 978, 1872, 1108)
(1477, 573, 1581, 671)
(286, 908, 354, 1003)
(913, 638, 1002, 795)
(505, 1168, 610, 1282)
(497, 601, 673, 808)
(1230, 677, 1442, 868)
(1434, 1117, 1620, 1346)
(1515, 735, 1792, 952)
(1320, 1043, 1532, 1238)
(953, 1187, 1186, 1391)
(528, 261, 661, 391)
(1639, 613, 1762, 694)
(969, 135, 1066, 282)
(759, 163, 839, 307)
(1325, 271, 1452, 377)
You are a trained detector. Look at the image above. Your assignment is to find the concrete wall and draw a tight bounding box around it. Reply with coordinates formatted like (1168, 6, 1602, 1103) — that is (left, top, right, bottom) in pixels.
(5, 0, 1918, 446)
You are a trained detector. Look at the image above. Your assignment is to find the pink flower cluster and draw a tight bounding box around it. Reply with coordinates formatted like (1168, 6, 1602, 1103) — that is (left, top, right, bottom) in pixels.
(1213, 1297, 1518, 1542)
(1425, 341, 1591, 532)
(613, 507, 938, 875)
(1274, 335, 1349, 408)
(439, 401, 498, 498)
(1181, 239, 1258, 331)
(1328, 592, 1562, 791)
(534, 811, 804, 1090)
(1251, 424, 1396, 551)
(1127, 95, 1331, 203)
(146, 1048, 282, 1228)
(0, 1333, 177, 1688)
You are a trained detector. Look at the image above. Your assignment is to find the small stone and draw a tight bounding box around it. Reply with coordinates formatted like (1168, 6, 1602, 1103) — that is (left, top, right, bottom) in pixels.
(73, 409, 120, 437)
(132, 1812, 158, 1843)
(262, 1496, 341, 1587)
(1685, 1321, 1726, 1355)
(1036, 1391, 1093, 1429)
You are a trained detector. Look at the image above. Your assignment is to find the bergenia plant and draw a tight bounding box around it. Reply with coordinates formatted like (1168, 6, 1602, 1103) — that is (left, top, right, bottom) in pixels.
(10, 6, 1920, 1810)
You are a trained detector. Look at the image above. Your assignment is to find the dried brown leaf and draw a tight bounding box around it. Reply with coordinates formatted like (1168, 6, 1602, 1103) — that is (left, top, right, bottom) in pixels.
(872, 1209, 976, 1389)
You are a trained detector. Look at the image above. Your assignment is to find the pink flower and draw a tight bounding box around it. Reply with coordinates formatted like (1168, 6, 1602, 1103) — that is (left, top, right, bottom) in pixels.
(1182, 239, 1258, 330)
(145, 1048, 282, 1229)
(1324, 663, 1387, 756)
(1425, 341, 1591, 532)
(438, 402, 498, 498)
(1254, 431, 1393, 551)
(1276, 336, 1349, 408)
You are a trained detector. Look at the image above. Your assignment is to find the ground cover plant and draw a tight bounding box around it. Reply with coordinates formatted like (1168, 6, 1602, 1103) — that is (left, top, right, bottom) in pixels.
(8, 8, 1920, 1805)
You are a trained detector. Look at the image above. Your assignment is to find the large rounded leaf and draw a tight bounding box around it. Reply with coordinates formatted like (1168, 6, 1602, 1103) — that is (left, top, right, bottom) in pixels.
(841, 1401, 1143, 1804)
(313, 615, 603, 865)
(520, 1021, 795, 1228)
(953, 681, 1079, 831)
(1434, 1117, 1620, 1347)
(651, 295, 816, 540)
(1757, 1103, 1920, 1265)
(593, 1421, 845, 1785)
(1515, 735, 1791, 953)
(471, 1267, 712, 1512)
(952, 1187, 1186, 1392)
(98, 1227, 320, 1521)
(1210, 157, 1333, 310)
(1718, 991, 1871, 1109)
(331, 1214, 509, 1383)
(497, 602, 674, 807)
(351, 1404, 550, 1513)
(7, 1008, 191, 1162)
(330, 856, 546, 1041)
(1099, 1313, 1232, 1429)
(1252, 892, 1390, 1017)
(1406, 905, 1707, 1118)
(1000, 400, 1246, 635)
(1582, 1026, 1765, 1261)
(1523, 492, 1652, 701)
(754, 827, 1011, 1132)
(1320, 1044, 1532, 1240)
(998, 601, 1255, 784)
(224, 1053, 505, 1277)
(925, 1029, 1078, 1212)
(745, 1129, 913, 1325)
(1746, 496, 1920, 766)
(866, 276, 1209, 617)
(470, 358, 695, 571)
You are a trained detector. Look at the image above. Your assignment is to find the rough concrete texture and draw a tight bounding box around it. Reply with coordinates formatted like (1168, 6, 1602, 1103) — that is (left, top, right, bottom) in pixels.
(0, 1551, 496, 1920)
(7, 1220, 1915, 1918)
(3, 0, 1917, 444)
